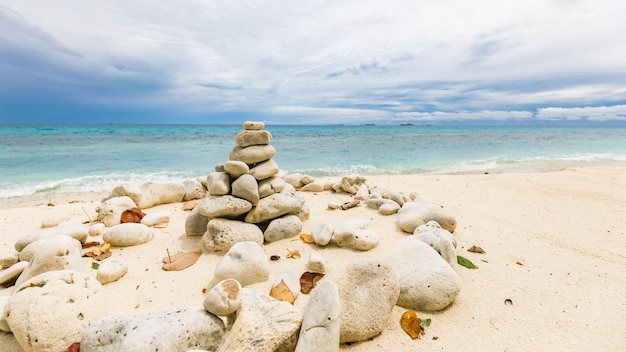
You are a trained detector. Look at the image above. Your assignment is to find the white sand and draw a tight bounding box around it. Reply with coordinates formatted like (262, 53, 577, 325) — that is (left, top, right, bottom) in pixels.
(1, 166, 625, 351)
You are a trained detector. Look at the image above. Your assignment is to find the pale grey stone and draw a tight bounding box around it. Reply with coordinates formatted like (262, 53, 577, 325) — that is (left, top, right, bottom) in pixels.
(14, 219, 89, 252)
(385, 239, 462, 311)
(312, 222, 334, 246)
(202, 218, 263, 252)
(306, 251, 327, 273)
(366, 198, 401, 215)
(0, 260, 27, 286)
(183, 178, 207, 201)
(235, 129, 272, 147)
(7, 270, 107, 352)
(89, 223, 106, 237)
(0, 250, 18, 268)
(134, 182, 186, 209)
(244, 192, 305, 223)
(185, 207, 209, 236)
(96, 259, 128, 285)
(14, 235, 84, 289)
(258, 176, 285, 198)
(412, 221, 458, 270)
(243, 121, 265, 130)
(102, 223, 154, 247)
(283, 173, 305, 189)
(213, 241, 270, 286)
(354, 184, 370, 200)
(197, 195, 252, 219)
(264, 215, 302, 243)
(397, 201, 457, 233)
(333, 219, 379, 251)
(326, 260, 400, 344)
(295, 280, 341, 352)
(339, 175, 367, 194)
(101, 183, 142, 204)
(140, 210, 170, 227)
(223, 160, 250, 178)
(0, 296, 10, 332)
(217, 288, 302, 352)
(301, 182, 324, 192)
(280, 182, 297, 193)
(231, 174, 260, 205)
(301, 174, 315, 185)
(203, 279, 242, 316)
(41, 216, 70, 228)
(206, 172, 231, 196)
(81, 307, 225, 352)
(249, 159, 280, 180)
(229, 145, 276, 165)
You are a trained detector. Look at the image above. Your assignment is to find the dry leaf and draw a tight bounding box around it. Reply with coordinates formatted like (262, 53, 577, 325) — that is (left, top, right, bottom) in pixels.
(516, 261, 524, 266)
(182, 199, 200, 211)
(66, 342, 80, 352)
(299, 233, 314, 244)
(269, 280, 296, 304)
(121, 207, 145, 223)
(286, 249, 301, 259)
(467, 245, 485, 254)
(83, 242, 111, 260)
(93, 251, 112, 261)
(401, 310, 425, 339)
(162, 248, 202, 271)
(82, 241, 102, 249)
(300, 271, 325, 294)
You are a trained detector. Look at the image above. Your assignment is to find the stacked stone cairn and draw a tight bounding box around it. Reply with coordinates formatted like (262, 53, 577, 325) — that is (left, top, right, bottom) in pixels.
(185, 121, 308, 254)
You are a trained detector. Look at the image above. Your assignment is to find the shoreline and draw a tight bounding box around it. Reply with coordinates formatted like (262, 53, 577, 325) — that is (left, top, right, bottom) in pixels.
(1, 165, 625, 351)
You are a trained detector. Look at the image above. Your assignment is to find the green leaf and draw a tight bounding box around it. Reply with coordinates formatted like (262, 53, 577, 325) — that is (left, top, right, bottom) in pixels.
(91, 262, 100, 270)
(420, 318, 431, 328)
(457, 255, 478, 269)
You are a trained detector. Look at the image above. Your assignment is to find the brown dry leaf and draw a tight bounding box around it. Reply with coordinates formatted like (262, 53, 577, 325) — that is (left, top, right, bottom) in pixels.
(467, 245, 485, 254)
(269, 280, 296, 304)
(93, 251, 112, 261)
(182, 199, 200, 211)
(82, 242, 111, 259)
(299, 233, 314, 244)
(300, 271, 325, 294)
(286, 249, 301, 259)
(162, 248, 202, 271)
(516, 261, 524, 266)
(400, 310, 425, 339)
(82, 241, 102, 249)
(121, 207, 145, 223)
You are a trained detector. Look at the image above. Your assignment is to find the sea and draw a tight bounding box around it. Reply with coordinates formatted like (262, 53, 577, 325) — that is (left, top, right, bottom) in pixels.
(1, 124, 626, 199)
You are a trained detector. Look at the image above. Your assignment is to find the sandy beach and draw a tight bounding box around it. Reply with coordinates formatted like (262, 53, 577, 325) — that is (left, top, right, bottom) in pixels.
(1, 165, 625, 351)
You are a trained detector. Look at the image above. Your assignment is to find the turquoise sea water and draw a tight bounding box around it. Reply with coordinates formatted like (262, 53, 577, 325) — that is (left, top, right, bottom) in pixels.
(1, 124, 626, 198)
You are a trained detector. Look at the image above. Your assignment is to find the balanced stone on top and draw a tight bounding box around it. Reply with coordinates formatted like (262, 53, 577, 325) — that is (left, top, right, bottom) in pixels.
(242, 121, 265, 130)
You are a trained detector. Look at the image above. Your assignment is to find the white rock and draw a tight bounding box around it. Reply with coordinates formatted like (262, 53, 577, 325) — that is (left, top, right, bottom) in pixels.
(333, 219, 380, 251)
(206, 172, 231, 196)
(104, 182, 185, 209)
(0, 250, 19, 268)
(283, 173, 305, 189)
(235, 129, 272, 147)
(272, 271, 300, 300)
(95, 196, 137, 227)
(231, 174, 260, 205)
(385, 239, 462, 311)
(306, 251, 327, 273)
(185, 206, 209, 236)
(339, 175, 367, 194)
(202, 218, 263, 252)
(301, 182, 324, 192)
(14, 219, 88, 252)
(413, 221, 458, 269)
(326, 260, 400, 343)
(229, 145, 276, 165)
(294, 280, 341, 352)
(14, 235, 84, 289)
(327, 201, 341, 210)
(183, 178, 207, 201)
(249, 159, 280, 180)
(213, 241, 270, 286)
(397, 200, 457, 233)
(96, 259, 128, 285)
(223, 160, 250, 178)
(197, 195, 252, 219)
(264, 215, 302, 243)
(102, 223, 154, 247)
(258, 176, 285, 198)
(140, 210, 170, 227)
(41, 216, 70, 228)
(244, 192, 305, 223)
(312, 222, 334, 246)
(0, 295, 10, 332)
(89, 223, 106, 237)
(101, 183, 142, 204)
(354, 184, 369, 200)
(243, 120, 265, 130)
(81, 307, 225, 352)
(217, 288, 302, 352)
(7, 270, 107, 352)
(0, 261, 28, 286)
(203, 279, 242, 316)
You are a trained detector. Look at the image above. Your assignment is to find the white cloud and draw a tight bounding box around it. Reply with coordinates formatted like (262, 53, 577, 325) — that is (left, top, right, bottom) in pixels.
(536, 105, 626, 121)
(395, 110, 534, 122)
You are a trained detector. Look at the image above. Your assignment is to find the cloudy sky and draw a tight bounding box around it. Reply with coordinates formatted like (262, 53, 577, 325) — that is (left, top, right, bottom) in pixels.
(1, 0, 625, 125)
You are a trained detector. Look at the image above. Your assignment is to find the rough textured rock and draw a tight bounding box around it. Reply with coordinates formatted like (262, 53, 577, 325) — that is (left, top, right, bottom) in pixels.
(244, 192, 305, 223)
(338, 175, 367, 194)
(183, 178, 207, 201)
(385, 239, 462, 311)
(326, 260, 400, 344)
(101, 183, 142, 204)
(294, 280, 341, 352)
(202, 218, 264, 252)
(366, 198, 401, 215)
(80, 307, 225, 352)
(413, 221, 458, 269)
(203, 279, 242, 316)
(95, 196, 137, 227)
(243, 121, 265, 130)
(207, 172, 232, 196)
(102, 223, 154, 247)
(333, 219, 380, 251)
(135, 182, 186, 209)
(185, 207, 209, 236)
(263, 215, 302, 243)
(258, 176, 285, 198)
(397, 201, 457, 233)
(6, 270, 107, 352)
(14, 235, 84, 289)
(283, 173, 305, 189)
(96, 259, 128, 285)
(197, 195, 253, 219)
(217, 288, 302, 352)
(14, 219, 89, 252)
(312, 222, 334, 246)
(223, 160, 250, 178)
(229, 145, 276, 165)
(213, 241, 270, 286)
(231, 174, 260, 205)
(249, 159, 280, 181)
(235, 129, 272, 147)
